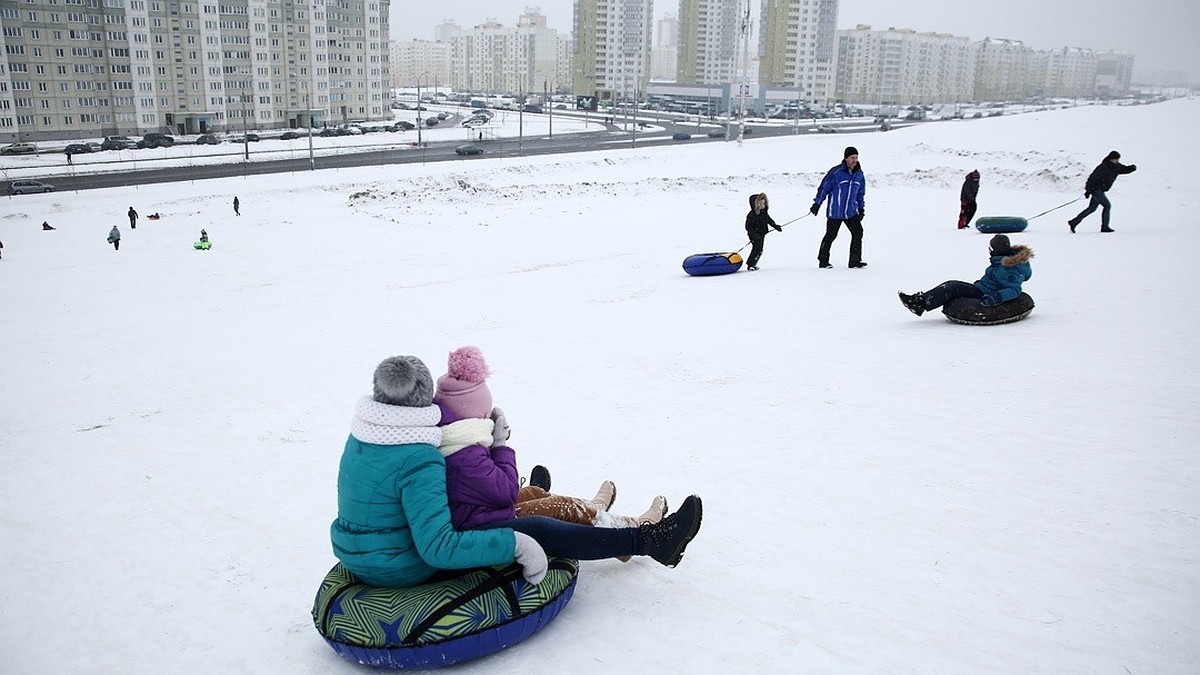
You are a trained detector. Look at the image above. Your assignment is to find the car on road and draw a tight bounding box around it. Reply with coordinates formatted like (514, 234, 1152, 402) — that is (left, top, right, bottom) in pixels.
(9, 178, 56, 195)
(707, 128, 727, 138)
(279, 131, 302, 140)
(671, 132, 692, 141)
(425, 117, 440, 127)
(230, 133, 261, 142)
(814, 125, 838, 133)
(65, 143, 93, 155)
(138, 133, 176, 148)
(195, 134, 222, 145)
(455, 144, 484, 156)
(101, 136, 138, 150)
(85, 141, 102, 152)
(1, 142, 38, 155)
(394, 121, 415, 131)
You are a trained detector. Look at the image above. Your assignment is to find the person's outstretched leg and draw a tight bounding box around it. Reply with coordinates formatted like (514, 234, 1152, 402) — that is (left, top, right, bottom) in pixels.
(919, 280, 980, 311)
(1096, 192, 1114, 231)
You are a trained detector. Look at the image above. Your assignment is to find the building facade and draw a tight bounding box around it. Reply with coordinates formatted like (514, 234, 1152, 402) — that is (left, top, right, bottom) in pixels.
(757, 0, 838, 106)
(571, 0, 652, 102)
(676, 0, 739, 86)
(447, 16, 560, 96)
(834, 25, 976, 106)
(0, 0, 390, 142)
(649, 11, 678, 81)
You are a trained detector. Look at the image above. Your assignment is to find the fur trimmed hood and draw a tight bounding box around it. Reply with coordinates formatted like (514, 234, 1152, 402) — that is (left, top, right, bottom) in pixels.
(997, 245, 1034, 267)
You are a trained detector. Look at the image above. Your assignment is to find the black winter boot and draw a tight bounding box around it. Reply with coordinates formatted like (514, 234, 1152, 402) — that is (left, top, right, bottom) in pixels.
(898, 291, 925, 316)
(638, 495, 703, 567)
(529, 465, 551, 492)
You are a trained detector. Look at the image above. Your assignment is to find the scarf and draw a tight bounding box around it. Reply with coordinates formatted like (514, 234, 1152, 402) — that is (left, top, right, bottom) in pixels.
(349, 396, 442, 446)
(437, 418, 495, 457)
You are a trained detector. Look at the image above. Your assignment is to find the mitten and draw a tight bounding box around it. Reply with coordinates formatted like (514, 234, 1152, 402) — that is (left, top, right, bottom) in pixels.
(809, 203, 820, 216)
(772, 224, 782, 232)
(490, 407, 511, 447)
(1128, 164, 1137, 171)
(512, 532, 548, 584)
(1084, 192, 1091, 199)
(858, 209, 865, 221)
(980, 293, 1002, 308)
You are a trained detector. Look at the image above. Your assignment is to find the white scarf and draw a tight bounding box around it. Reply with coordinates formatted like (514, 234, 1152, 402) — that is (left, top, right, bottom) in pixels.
(349, 396, 442, 446)
(438, 418, 495, 457)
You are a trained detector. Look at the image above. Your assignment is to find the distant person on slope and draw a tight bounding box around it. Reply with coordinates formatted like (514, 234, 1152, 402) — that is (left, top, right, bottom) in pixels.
(1068, 150, 1136, 233)
(107, 226, 121, 251)
(958, 169, 980, 229)
(744, 192, 782, 271)
(898, 235, 1033, 316)
(127, 206, 138, 229)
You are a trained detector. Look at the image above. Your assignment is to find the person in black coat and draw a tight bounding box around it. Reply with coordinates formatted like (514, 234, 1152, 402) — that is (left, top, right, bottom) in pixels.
(957, 169, 980, 229)
(744, 192, 781, 271)
(1068, 150, 1136, 233)
(127, 206, 138, 229)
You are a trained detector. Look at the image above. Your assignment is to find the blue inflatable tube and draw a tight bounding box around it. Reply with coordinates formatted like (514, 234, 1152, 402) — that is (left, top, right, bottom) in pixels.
(975, 216, 1028, 233)
(313, 559, 578, 669)
(683, 252, 743, 276)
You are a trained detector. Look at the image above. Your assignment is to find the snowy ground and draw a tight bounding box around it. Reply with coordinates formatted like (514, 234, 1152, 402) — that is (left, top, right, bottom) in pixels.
(1, 98, 1197, 675)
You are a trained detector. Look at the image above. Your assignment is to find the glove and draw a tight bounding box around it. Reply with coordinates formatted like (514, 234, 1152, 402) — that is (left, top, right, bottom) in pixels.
(1128, 164, 1136, 171)
(772, 224, 782, 232)
(858, 210, 865, 221)
(1084, 192, 1091, 199)
(490, 407, 511, 447)
(513, 532, 548, 585)
(809, 203, 820, 216)
(980, 293, 1002, 308)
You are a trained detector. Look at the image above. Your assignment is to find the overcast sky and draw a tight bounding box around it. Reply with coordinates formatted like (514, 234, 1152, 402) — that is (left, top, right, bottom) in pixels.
(390, 0, 1197, 78)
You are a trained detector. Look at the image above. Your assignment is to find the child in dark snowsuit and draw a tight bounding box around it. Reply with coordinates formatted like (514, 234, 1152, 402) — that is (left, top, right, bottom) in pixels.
(958, 170, 980, 229)
(898, 234, 1033, 316)
(744, 192, 781, 271)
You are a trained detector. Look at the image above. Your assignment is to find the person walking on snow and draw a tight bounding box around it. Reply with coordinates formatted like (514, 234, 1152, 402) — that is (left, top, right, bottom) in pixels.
(233, 196, 240, 216)
(958, 170, 980, 229)
(1067, 150, 1136, 233)
(107, 226, 121, 251)
(744, 192, 782, 271)
(898, 234, 1033, 316)
(127, 206, 138, 229)
(811, 146, 867, 268)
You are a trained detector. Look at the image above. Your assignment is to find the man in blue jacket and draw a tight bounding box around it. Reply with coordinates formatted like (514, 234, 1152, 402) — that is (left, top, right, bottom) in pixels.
(811, 146, 867, 268)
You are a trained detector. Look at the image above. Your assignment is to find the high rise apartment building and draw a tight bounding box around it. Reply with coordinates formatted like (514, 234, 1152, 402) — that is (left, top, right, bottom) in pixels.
(448, 16, 559, 95)
(390, 39, 449, 88)
(834, 25, 976, 106)
(757, 0, 838, 105)
(1094, 51, 1134, 96)
(571, 0, 652, 101)
(649, 11, 678, 81)
(0, 0, 390, 142)
(974, 38, 1030, 102)
(676, 0, 739, 86)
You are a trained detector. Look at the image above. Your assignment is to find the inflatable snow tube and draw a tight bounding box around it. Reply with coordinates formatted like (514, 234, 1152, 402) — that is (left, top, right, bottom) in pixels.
(683, 252, 743, 276)
(312, 558, 578, 669)
(975, 216, 1028, 233)
(193, 241, 212, 250)
(943, 293, 1035, 325)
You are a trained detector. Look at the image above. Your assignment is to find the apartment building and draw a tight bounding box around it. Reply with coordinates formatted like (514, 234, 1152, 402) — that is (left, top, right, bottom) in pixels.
(676, 0, 740, 86)
(571, 0, 653, 102)
(834, 25, 976, 106)
(974, 38, 1030, 102)
(1094, 51, 1134, 96)
(0, 0, 390, 142)
(447, 16, 560, 96)
(390, 38, 449, 89)
(1040, 47, 1097, 98)
(757, 0, 838, 106)
(649, 11, 678, 81)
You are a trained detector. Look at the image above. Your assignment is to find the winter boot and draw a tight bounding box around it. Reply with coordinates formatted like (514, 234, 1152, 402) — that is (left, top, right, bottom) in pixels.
(1100, 227, 1115, 233)
(588, 480, 617, 512)
(1068, 219, 1078, 233)
(638, 495, 703, 567)
(615, 496, 668, 562)
(529, 465, 551, 492)
(898, 291, 925, 316)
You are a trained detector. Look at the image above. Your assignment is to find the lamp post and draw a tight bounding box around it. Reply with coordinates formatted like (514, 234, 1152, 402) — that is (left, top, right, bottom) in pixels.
(415, 73, 430, 147)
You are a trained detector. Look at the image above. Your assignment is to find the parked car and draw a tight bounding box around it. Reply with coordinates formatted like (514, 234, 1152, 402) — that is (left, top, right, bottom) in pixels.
(230, 133, 261, 142)
(395, 121, 415, 131)
(138, 133, 176, 148)
(425, 117, 440, 127)
(279, 131, 301, 140)
(455, 144, 484, 156)
(195, 134, 222, 145)
(65, 143, 93, 155)
(815, 125, 838, 133)
(437, 111, 451, 120)
(101, 136, 138, 150)
(9, 178, 55, 195)
(1, 142, 38, 155)
(671, 132, 692, 141)
(318, 128, 339, 137)
(707, 128, 727, 138)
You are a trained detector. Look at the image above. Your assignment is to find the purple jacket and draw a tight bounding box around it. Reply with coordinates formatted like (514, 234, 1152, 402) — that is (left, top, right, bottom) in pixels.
(438, 403, 521, 530)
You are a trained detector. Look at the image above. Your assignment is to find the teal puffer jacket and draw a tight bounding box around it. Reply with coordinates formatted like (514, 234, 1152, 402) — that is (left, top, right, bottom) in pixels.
(974, 245, 1034, 303)
(330, 436, 515, 588)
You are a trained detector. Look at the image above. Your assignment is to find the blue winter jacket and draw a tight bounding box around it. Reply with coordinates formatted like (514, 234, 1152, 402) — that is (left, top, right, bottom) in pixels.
(330, 436, 515, 588)
(973, 245, 1034, 303)
(813, 161, 866, 220)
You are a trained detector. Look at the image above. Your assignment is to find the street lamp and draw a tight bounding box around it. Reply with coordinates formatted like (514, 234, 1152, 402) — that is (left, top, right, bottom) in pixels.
(415, 73, 430, 147)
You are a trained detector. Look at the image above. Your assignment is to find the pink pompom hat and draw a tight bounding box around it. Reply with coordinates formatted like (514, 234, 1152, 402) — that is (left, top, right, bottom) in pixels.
(433, 346, 494, 420)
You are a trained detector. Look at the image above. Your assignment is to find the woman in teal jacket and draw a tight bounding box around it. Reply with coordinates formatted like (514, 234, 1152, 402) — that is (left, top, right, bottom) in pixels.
(331, 354, 705, 588)
(897, 235, 1033, 316)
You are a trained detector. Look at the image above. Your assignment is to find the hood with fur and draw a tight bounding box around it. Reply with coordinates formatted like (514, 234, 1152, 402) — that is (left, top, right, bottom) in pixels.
(997, 245, 1034, 267)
